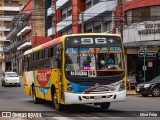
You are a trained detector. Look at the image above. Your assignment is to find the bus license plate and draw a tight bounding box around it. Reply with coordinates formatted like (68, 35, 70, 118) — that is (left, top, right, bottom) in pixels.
(94, 96, 102, 100)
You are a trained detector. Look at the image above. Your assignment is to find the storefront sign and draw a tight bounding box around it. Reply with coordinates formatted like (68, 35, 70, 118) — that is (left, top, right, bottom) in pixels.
(138, 51, 156, 57)
(138, 23, 160, 35)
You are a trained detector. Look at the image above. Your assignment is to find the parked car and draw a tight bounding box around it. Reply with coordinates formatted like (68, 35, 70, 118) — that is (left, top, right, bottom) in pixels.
(136, 76, 160, 97)
(1, 72, 21, 87)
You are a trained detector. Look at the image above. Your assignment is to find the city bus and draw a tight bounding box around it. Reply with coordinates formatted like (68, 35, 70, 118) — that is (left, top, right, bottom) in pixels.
(23, 33, 126, 110)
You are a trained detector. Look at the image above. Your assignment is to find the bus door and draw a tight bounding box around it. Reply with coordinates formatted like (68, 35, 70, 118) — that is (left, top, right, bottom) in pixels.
(56, 44, 63, 103)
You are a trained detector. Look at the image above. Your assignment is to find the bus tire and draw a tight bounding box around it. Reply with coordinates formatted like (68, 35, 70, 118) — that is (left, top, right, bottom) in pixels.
(52, 90, 63, 111)
(32, 86, 41, 104)
(100, 102, 110, 110)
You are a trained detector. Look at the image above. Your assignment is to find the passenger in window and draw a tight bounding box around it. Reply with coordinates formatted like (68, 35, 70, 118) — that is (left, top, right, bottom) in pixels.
(106, 54, 114, 65)
(83, 56, 91, 70)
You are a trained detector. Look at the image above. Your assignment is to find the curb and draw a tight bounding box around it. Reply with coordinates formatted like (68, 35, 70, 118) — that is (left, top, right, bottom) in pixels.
(127, 90, 139, 96)
(127, 93, 139, 96)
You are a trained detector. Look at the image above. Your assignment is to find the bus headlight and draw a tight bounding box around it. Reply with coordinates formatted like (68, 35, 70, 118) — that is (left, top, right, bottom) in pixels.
(119, 80, 125, 91)
(110, 80, 125, 91)
(67, 82, 74, 93)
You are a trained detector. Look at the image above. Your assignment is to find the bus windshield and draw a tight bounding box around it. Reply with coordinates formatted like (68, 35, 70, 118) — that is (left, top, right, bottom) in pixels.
(65, 47, 124, 77)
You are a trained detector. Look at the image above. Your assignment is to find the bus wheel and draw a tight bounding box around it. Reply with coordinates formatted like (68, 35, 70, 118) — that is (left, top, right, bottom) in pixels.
(52, 91, 63, 111)
(32, 87, 41, 104)
(100, 102, 110, 110)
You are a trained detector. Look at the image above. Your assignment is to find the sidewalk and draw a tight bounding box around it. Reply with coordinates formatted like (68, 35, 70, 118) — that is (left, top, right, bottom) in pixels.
(127, 89, 139, 95)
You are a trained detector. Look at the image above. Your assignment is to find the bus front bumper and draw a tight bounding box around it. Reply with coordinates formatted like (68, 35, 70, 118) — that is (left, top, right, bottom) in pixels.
(64, 90, 126, 104)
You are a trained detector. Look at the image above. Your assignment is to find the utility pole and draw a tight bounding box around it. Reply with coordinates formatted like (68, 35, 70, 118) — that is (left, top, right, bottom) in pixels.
(143, 47, 147, 83)
(119, 0, 123, 41)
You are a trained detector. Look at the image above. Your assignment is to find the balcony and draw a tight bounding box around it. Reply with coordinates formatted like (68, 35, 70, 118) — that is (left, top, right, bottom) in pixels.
(0, 15, 13, 21)
(47, 27, 55, 36)
(5, 41, 22, 52)
(56, 0, 70, 9)
(0, 36, 10, 41)
(17, 26, 31, 37)
(6, 26, 22, 40)
(47, 6, 55, 16)
(0, 47, 3, 52)
(79, 1, 115, 23)
(17, 41, 31, 51)
(0, 26, 10, 31)
(0, 53, 5, 61)
(6, 12, 31, 29)
(57, 16, 72, 32)
(0, 6, 19, 11)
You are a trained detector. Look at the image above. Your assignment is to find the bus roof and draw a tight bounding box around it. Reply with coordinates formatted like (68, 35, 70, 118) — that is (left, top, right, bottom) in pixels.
(23, 33, 121, 56)
(24, 37, 62, 56)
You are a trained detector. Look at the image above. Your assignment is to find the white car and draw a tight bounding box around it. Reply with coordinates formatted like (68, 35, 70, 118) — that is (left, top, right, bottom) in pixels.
(1, 72, 21, 87)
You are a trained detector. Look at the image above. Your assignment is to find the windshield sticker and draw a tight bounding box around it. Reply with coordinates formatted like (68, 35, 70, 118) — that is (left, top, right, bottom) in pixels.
(83, 66, 91, 70)
(66, 64, 79, 71)
(88, 71, 96, 77)
(110, 47, 122, 51)
(70, 71, 88, 76)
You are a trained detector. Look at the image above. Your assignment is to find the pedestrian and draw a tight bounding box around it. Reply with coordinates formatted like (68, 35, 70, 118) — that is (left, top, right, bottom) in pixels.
(7, 67, 11, 71)
(13, 67, 17, 72)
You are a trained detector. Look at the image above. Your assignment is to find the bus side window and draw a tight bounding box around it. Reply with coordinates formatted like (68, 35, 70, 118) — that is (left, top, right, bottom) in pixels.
(52, 45, 58, 68)
(28, 54, 31, 71)
(34, 52, 37, 70)
(44, 48, 50, 68)
(42, 49, 45, 68)
(49, 47, 54, 68)
(24, 56, 27, 71)
(39, 50, 43, 69)
(56, 43, 62, 68)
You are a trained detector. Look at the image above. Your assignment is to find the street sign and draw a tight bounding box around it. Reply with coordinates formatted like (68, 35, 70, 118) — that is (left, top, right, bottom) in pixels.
(138, 51, 156, 57)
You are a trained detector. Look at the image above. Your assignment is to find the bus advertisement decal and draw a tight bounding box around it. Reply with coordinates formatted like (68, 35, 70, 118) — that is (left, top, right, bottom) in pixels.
(36, 70, 52, 87)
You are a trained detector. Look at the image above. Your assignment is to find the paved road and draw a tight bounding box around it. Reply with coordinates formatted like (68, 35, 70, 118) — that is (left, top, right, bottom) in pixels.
(0, 74, 160, 120)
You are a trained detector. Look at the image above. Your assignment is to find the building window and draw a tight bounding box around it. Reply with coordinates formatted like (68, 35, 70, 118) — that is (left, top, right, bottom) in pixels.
(94, 0, 100, 5)
(62, 13, 66, 20)
(86, 1, 92, 9)
(103, 21, 111, 33)
(94, 25, 101, 33)
(132, 7, 151, 23)
(86, 29, 92, 33)
(151, 6, 160, 21)
(61, 5, 72, 20)
(126, 10, 132, 25)
(67, 9, 72, 17)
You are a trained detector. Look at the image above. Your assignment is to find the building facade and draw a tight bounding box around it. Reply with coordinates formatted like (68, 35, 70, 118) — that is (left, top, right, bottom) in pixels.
(5, 0, 51, 75)
(115, 0, 160, 82)
(0, 0, 27, 72)
(54, 0, 118, 36)
(45, 0, 55, 39)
